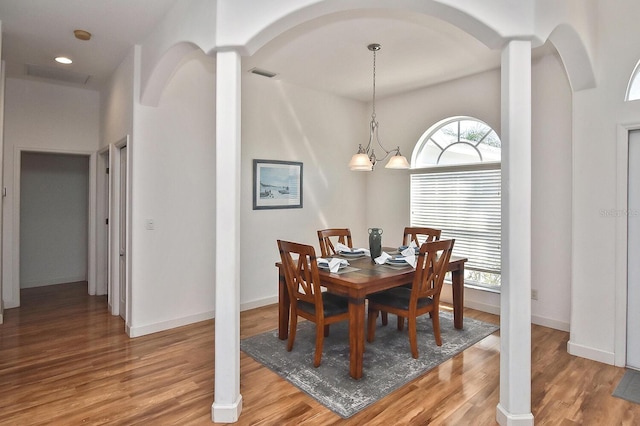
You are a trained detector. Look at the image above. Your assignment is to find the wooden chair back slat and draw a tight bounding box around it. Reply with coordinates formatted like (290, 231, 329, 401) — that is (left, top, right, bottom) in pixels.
(317, 228, 353, 257)
(402, 227, 441, 246)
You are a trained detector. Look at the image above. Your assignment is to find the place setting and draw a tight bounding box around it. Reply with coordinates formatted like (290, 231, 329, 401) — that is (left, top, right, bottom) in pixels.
(373, 241, 419, 269)
(335, 242, 369, 259)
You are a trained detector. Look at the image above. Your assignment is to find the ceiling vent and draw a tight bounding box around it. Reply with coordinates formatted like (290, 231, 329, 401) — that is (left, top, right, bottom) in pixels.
(25, 64, 91, 85)
(248, 67, 277, 78)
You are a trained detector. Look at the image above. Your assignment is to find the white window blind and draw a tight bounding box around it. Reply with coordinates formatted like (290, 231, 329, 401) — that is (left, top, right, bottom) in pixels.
(410, 166, 501, 274)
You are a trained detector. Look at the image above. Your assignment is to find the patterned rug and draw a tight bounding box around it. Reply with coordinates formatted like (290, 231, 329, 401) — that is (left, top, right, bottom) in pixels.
(613, 369, 640, 404)
(241, 311, 499, 418)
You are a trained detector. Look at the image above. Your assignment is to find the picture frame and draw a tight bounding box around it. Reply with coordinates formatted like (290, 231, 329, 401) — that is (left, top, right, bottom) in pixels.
(253, 159, 303, 210)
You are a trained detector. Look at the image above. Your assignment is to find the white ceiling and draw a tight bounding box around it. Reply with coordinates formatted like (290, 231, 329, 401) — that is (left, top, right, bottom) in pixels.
(0, 0, 177, 91)
(0, 2, 549, 101)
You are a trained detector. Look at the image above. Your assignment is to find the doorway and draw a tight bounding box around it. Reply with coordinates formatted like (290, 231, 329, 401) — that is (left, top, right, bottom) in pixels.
(118, 144, 127, 320)
(96, 148, 110, 298)
(109, 137, 129, 323)
(8, 148, 96, 308)
(628, 130, 640, 369)
(19, 152, 90, 290)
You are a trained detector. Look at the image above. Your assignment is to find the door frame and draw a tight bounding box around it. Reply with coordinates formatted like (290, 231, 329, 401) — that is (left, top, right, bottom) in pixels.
(615, 122, 640, 366)
(96, 146, 110, 298)
(11, 147, 96, 306)
(110, 136, 131, 325)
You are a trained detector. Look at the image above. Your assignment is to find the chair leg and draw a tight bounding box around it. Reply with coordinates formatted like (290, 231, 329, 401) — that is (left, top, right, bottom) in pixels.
(408, 316, 418, 359)
(397, 316, 405, 331)
(324, 324, 330, 337)
(287, 314, 298, 352)
(381, 311, 388, 326)
(314, 323, 324, 367)
(432, 310, 442, 346)
(367, 307, 378, 343)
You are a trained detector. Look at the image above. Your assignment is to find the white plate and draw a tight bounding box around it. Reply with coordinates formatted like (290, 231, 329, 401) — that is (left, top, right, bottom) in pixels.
(385, 257, 410, 268)
(339, 250, 366, 258)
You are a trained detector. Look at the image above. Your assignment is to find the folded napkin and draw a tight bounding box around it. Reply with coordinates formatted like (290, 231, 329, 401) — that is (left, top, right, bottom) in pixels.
(336, 243, 370, 256)
(400, 246, 417, 268)
(317, 257, 349, 273)
(374, 251, 392, 265)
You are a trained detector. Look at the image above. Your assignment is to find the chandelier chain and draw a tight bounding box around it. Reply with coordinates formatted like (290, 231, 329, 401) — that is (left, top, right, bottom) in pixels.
(372, 48, 376, 120)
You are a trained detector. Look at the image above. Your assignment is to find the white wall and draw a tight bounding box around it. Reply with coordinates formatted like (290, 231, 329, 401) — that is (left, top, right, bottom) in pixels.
(364, 49, 572, 330)
(570, 0, 640, 364)
(240, 73, 368, 309)
(530, 49, 573, 331)
(101, 49, 134, 148)
(127, 50, 217, 336)
(2, 78, 99, 308)
(20, 152, 89, 288)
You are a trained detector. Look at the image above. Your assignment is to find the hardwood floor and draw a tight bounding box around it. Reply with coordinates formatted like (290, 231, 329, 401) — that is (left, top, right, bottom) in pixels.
(1, 282, 639, 425)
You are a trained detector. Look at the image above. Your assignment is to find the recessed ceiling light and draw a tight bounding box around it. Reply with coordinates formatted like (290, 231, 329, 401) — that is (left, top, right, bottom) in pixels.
(55, 56, 73, 65)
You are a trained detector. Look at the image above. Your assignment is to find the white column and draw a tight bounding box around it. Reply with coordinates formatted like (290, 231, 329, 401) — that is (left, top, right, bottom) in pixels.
(497, 40, 534, 426)
(212, 50, 243, 423)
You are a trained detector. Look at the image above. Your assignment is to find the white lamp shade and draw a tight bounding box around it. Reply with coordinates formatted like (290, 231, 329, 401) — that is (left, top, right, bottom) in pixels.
(385, 154, 410, 169)
(349, 153, 373, 171)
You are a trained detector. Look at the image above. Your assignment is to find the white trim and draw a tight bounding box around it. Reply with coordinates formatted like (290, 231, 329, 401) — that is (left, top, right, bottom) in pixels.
(240, 296, 277, 312)
(567, 340, 615, 365)
(95, 146, 111, 297)
(20, 275, 87, 288)
(615, 123, 640, 367)
(531, 315, 570, 332)
(464, 298, 500, 316)
(109, 136, 130, 322)
(212, 395, 243, 423)
(496, 403, 534, 426)
(127, 310, 215, 338)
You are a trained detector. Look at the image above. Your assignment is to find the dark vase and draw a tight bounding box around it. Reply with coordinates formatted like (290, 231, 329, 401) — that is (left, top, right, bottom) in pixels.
(368, 228, 383, 262)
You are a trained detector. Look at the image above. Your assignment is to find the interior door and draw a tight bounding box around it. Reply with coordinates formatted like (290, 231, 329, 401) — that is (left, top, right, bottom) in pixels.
(118, 145, 127, 320)
(628, 130, 640, 369)
(0, 61, 5, 325)
(96, 150, 110, 297)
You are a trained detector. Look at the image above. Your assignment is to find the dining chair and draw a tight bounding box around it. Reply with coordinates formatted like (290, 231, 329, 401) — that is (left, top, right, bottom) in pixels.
(402, 226, 441, 246)
(277, 239, 350, 367)
(380, 226, 443, 327)
(317, 228, 353, 257)
(367, 239, 455, 359)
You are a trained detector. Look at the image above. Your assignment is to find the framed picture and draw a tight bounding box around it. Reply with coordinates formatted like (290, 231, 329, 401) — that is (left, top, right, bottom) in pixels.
(253, 159, 303, 210)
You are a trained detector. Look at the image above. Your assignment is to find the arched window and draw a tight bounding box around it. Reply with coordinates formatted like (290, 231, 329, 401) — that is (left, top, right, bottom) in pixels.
(410, 116, 501, 289)
(626, 59, 640, 101)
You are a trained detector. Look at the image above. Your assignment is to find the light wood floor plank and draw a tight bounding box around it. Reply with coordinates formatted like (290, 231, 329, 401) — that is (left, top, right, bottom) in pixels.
(1, 282, 639, 425)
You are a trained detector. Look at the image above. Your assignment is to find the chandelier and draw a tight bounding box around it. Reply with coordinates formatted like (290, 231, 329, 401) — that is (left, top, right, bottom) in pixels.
(348, 43, 410, 171)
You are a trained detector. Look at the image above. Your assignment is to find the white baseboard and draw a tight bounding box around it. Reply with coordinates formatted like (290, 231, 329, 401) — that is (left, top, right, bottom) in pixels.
(464, 299, 501, 316)
(567, 340, 615, 365)
(241, 296, 277, 312)
(496, 403, 534, 425)
(4, 298, 19, 309)
(125, 295, 278, 338)
(127, 310, 215, 338)
(532, 314, 570, 332)
(20, 275, 86, 289)
(449, 291, 570, 333)
(212, 395, 243, 423)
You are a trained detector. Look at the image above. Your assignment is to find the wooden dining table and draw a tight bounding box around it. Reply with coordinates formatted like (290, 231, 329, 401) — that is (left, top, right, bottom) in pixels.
(276, 248, 468, 379)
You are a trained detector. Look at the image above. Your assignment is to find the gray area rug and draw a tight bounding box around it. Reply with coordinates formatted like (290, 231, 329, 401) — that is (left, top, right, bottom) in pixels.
(613, 369, 640, 404)
(241, 311, 499, 418)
